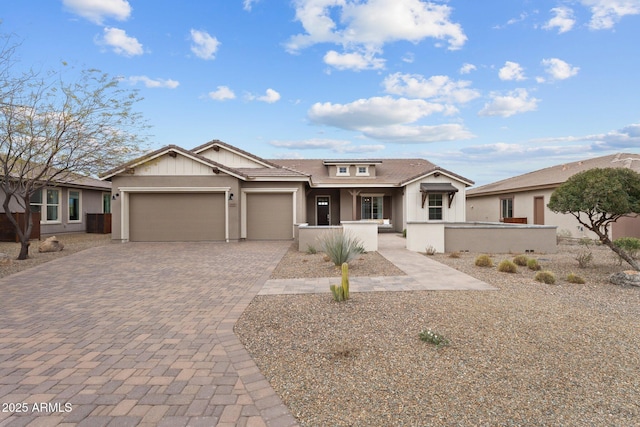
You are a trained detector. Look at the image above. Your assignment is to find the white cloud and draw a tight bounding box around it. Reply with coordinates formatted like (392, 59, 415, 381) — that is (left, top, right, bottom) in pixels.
(543, 7, 576, 33)
(460, 63, 477, 74)
(383, 73, 480, 104)
(128, 76, 179, 89)
(190, 29, 220, 60)
(98, 27, 143, 56)
(498, 61, 526, 81)
(541, 58, 579, 81)
(243, 0, 259, 12)
(246, 88, 281, 103)
(308, 96, 445, 129)
(286, 0, 467, 64)
(63, 0, 131, 24)
(478, 88, 539, 117)
(360, 124, 475, 143)
(580, 0, 640, 30)
(531, 123, 640, 150)
(208, 86, 236, 101)
(323, 50, 385, 71)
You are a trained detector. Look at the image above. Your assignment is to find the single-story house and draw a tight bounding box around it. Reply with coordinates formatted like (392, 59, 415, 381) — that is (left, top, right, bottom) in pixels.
(466, 152, 640, 240)
(0, 174, 112, 239)
(100, 140, 473, 242)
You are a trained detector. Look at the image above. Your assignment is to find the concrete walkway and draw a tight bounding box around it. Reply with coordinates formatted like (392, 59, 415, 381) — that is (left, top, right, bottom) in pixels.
(259, 233, 496, 295)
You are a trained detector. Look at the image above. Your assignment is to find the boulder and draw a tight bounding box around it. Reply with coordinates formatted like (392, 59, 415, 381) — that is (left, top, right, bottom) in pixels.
(38, 236, 64, 253)
(609, 270, 640, 287)
(0, 253, 12, 266)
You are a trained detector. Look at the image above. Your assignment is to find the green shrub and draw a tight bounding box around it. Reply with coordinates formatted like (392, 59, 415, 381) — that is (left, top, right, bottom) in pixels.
(535, 270, 556, 284)
(566, 272, 586, 284)
(527, 258, 541, 271)
(575, 251, 593, 268)
(319, 230, 364, 266)
(419, 329, 449, 348)
(402, 228, 407, 238)
(513, 254, 529, 266)
(497, 259, 517, 273)
(306, 245, 317, 254)
(475, 254, 493, 267)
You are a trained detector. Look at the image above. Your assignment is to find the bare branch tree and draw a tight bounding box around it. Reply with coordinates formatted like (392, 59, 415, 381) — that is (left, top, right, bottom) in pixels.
(1, 33, 148, 259)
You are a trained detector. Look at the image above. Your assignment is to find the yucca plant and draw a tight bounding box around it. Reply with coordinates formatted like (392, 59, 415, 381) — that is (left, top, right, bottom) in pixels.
(319, 230, 364, 266)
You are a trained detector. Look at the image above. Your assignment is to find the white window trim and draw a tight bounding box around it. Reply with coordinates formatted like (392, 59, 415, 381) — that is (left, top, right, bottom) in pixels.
(336, 166, 350, 176)
(356, 166, 369, 176)
(360, 194, 384, 220)
(427, 193, 443, 221)
(31, 188, 62, 224)
(68, 189, 82, 223)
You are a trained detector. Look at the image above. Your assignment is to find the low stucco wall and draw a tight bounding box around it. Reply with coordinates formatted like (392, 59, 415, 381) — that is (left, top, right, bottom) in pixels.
(342, 221, 378, 252)
(445, 222, 557, 254)
(406, 221, 558, 254)
(298, 226, 342, 252)
(298, 222, 378, 252)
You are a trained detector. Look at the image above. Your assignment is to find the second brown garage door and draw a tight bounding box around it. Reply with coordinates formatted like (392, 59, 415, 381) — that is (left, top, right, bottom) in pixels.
(129, 192, 225, 241)
(246, 193, 293, 240)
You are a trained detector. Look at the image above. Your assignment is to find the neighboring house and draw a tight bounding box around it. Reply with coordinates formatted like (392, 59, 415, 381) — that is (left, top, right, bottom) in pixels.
(100, 140, 473, 242)
(466, 153, 640, 240)
(0, 174, 112, 236)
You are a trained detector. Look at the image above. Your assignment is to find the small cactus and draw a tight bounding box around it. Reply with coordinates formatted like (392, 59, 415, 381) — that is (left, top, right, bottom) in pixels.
(330, 262, 350, 301)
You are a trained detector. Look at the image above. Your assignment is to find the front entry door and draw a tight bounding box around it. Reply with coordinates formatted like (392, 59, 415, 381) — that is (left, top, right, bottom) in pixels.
(534, 196, 545, 225)
(317, 196, 330, 225)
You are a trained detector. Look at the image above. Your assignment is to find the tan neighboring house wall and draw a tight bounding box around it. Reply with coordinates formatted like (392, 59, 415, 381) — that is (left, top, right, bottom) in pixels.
(466, 153, 640, 240)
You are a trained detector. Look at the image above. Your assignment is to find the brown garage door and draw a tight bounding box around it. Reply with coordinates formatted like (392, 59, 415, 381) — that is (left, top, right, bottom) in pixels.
(129, 192, 225, 241)
(246, 193, 293, 240)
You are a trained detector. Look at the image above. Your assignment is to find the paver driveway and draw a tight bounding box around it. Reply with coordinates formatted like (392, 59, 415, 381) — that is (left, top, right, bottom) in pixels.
(0, 241, 298, 427)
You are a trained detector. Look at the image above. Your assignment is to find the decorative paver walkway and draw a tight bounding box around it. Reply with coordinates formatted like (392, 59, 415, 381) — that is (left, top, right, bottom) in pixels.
(1, 234, 494, 426)
(0, 241, 298, 427)
(260, 233, 496, 295)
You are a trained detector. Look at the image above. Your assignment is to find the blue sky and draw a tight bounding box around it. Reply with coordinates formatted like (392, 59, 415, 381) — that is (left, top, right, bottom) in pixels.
(3, 0, 640, 185)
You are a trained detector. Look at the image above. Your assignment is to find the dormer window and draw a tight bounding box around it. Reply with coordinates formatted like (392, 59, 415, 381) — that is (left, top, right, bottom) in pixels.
(337, 166, 350, 176)
(356, 166, 369, 176)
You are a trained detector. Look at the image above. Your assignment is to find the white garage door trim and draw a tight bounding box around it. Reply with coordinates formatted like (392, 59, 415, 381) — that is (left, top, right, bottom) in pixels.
(119, 187, 231, 242)
(240, 188, 297, 239)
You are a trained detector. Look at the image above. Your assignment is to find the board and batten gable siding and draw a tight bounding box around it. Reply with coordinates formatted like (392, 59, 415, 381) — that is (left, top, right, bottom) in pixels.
(133, 154, 221, 176)
(404, 176, 467, 225)
(197, 146, 266, 168)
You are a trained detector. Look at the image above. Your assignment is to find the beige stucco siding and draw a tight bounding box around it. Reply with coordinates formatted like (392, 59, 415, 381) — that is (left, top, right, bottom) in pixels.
(404, 176, 467, 226)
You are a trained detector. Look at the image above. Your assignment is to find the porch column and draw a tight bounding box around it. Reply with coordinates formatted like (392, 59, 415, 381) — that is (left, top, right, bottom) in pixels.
(348, 189, 361, 220)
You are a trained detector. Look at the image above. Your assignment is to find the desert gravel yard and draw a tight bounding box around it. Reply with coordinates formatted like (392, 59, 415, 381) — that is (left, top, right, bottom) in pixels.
(235, 241, 640, 426)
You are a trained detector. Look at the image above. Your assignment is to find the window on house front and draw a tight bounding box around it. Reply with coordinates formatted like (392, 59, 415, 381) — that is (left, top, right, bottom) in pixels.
(361, 196, 383, 220)
(356, 166, 369, 176)
(30, 188, 61, 222)
(69, 190, 81, 222)
(103, 193, 111, 214)
(501, 197, 514, 219)
(337, 166, 349, 176)
(428, 194, 443, 220)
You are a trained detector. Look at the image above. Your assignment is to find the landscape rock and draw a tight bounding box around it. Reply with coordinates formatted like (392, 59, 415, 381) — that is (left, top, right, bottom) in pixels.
(38, 236, 64, 253)
(0, 253, 12, 266)
(609, 270, 640, 287)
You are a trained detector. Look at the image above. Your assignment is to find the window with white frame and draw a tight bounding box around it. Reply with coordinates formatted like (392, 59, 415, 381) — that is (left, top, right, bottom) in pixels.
(68, 190, 81, 222)
(428, 194, 443, 220)
(501, 197, 513, 219)
(361, 195, 383, 220)
(30, 188, 61, 223)
(337, 166, 350, 176)
(356, 166, 369, 176)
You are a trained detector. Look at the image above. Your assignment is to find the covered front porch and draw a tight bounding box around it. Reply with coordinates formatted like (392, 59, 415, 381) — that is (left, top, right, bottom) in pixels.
(303, 187, 404, 232)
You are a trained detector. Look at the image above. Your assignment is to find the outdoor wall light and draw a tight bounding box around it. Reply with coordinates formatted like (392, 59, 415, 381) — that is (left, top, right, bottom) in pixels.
(112, 193, 120, 200)
(229, 193, 234, 201)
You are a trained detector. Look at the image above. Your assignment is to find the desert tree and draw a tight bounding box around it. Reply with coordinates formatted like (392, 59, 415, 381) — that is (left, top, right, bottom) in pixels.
(548, 167, 640, 270)
(1, 33, 148, 259)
